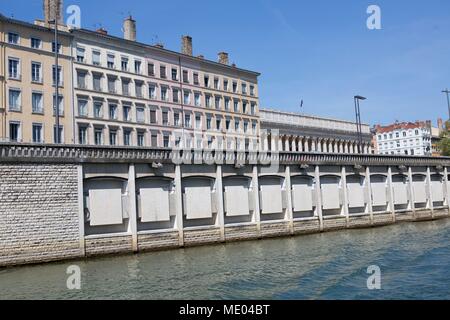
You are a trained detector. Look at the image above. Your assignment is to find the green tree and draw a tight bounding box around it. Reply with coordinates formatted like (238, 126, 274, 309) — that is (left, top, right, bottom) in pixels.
(438, 121, 450, 156)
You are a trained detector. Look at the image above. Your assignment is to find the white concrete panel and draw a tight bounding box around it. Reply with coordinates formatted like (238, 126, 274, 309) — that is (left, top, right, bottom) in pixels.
(140, 188, 170, 222)
(260, 185, 283, 214)
(393, 182, 408, 205)
(89, 188, 123, 226)
(185, 186, 212, 219)
(432, 180, 444, 202)
(292, 184, 313, 212)
(225, 185, 249, 216)
(321, 184, 340, 210)
(413, 181, 427, 203)
(371, 183, 387, 206)
(347, 184, 365, 208)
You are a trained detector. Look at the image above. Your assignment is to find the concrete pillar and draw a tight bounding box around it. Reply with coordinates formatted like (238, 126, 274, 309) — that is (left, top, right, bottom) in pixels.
(317, 139, 322, 152)
(334, 140, 339, 153)
(77, 165, 86, 256)
(128, 164, 138, 252)
(339, 141, 344, 154)
(328, 140, 333, 153)
(426, 167, 434, 218)
(344, 142, 349, 154)
(341, 166, 350, 226)
(271, 134, 277, 151)
(311, 139, 316, 152)
(174, 165, 184, 246)
(285, 165, 294, 234)
(298, 137, 304, 152)
(323, 140, 328, 153)
(263, 135, 269, 151)
(284, 136, 290, 152)
(315, 165, 324, 231)
(407, 167, 416, 218)
(349, 143, 354, 154)
(387, 166, 396, 222)
(365, 166, 374, 225)
(252, 166, 261, 236)
(291, 137, 297, 153)
(304, 138, 309, 152)
(216, 165, 225, 241)
(278, 136, 284, 152)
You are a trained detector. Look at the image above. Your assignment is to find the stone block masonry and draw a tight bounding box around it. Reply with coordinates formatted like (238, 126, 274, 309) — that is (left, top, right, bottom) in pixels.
(0, 163, 82, 267)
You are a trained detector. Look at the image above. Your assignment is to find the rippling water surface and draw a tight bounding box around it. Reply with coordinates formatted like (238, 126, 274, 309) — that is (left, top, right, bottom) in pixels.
(1, 219, 450, 300)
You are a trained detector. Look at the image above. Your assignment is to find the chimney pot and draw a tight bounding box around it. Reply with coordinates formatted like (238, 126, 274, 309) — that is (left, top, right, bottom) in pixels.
(218, 52, 229, 65)
(123, 16, 136, 41)
(96, 28, 108, 35)
(43, 0, 63, 25)
(181, 35, 193, 56)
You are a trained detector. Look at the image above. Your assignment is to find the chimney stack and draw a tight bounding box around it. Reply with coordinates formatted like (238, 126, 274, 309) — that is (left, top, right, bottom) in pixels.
(182, 36, 193, 56)
(123, 16, 136, 41)
(218, 52, 229, 65)
(44, 0, 63, 25)
(96, 28, 108, 35)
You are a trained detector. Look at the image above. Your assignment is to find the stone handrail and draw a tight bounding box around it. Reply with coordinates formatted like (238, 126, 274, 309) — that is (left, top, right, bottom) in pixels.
(0, 143, 449, 167)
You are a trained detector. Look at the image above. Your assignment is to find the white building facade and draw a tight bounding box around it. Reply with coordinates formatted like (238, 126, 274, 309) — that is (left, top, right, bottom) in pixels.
(375, 121, 432, 156)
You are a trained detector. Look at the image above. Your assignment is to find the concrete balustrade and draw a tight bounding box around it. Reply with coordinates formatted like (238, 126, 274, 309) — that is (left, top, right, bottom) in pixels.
(1, 143, 450, 267)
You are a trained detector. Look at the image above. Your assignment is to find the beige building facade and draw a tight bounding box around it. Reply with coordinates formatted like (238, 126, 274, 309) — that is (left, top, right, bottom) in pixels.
(0, 14, 74, 144)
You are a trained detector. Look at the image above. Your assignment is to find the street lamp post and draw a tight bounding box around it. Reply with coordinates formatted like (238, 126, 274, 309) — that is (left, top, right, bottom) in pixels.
(442, 89, 450, 120)
(354, 95, 367, 154)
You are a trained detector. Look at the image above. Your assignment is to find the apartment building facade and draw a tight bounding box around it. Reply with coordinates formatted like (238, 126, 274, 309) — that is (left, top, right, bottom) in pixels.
(374, 121, 433, 156)
(0, 14, 74, 144)
(71, 18, 260, 150)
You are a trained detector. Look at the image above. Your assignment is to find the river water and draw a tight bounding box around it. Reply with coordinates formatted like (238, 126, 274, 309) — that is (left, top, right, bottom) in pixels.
(1, 219, 450, 300)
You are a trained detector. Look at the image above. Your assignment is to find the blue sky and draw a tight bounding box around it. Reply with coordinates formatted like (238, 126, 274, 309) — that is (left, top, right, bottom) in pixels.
(2, 0, 450, 126)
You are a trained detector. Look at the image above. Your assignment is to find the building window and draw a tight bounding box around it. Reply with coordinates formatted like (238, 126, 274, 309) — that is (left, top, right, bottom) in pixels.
(135, 81, 143, 98)
(8, 32, 19, 45)
(122, 79, 130, 96)
(403, 132, 407, 137)
(32, 92, 43, 114)
(215, 97, 221, 109)
(193, 73, 199, 85)
(195, 115, 201, 129)
(162, 111, 169, 126)
(94, 101, 103, 118)
(251, 103, 256, 115)
(109, 130, 117, 146)
(172, 68, 178, 81)
(78, 99, 88, 117)
(226, 119, 231, 131)
(53, 95, 64, 116)
(224, 98, 230, 111)
(124, 130, 132, 146)
(185, 114, 191, 128)
(214, 78, 219, 90)
(204, 75, 210, 87)
(232, 82, 237, 93)
(9, 122, 20, 142)
(8, 58, 20, 79)
(250, 85, 255, 96)
(107, 54, 115, 69)
(242, 83, 247, 94)
(183, 91, 190, 105)
(235, 120, 240, 131)
(109, 104, 118, 120)
(148, 63, 155, 76)
(8, 89, 21, 111)
(194, 93, 201, 107)
(107, 76, 116, 93)
(31, 62, 42, 83)
(205, 95, 211, 108)
(92, 50, 101, 66)
(161, 87, 168, 101)
(234, 100, 239, 112)
(32, 123, 43, 143)
(52, 41, 62, 54)
(244, 121, 249, 133)
(78, 126, 88, 145)
(252, 121, 257, 134)
(52, 65, 63, 86)
(223, 79, 229, 91)
(135, 60, 141, 74)
(123, 105, 132, 121)
(163, 135, 170, 148)
(206, 117, 212, 130)
(94, 128, 103, 145)
(216, 119, 222, 131)
(92, 73, 102, 91)
(149, 85, 156, 99)
(121, 57, 129, 71)
(174, 113, 181, 127)
(53, 125, 63, 143)
(160, 65, 166, 79)
(76, 47, 85, 62)
(183, 70, 189, 83)
(173, 89, 179, 103)
(243, 102, 248, 113)
(415, 129, 419, 135)
(137, 132, 145, 147)
(150, 109, 157, 124)
(151, 133, 158, 147)
(77, 71, 87, 89)
(136, 107, 145, 123)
